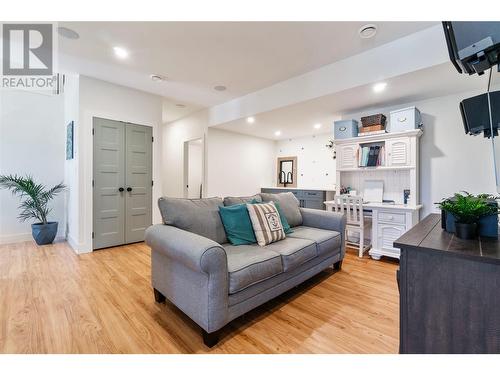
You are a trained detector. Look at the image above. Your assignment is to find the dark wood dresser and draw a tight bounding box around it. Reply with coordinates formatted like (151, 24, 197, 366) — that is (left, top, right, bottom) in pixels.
(395, 214, 500, 354)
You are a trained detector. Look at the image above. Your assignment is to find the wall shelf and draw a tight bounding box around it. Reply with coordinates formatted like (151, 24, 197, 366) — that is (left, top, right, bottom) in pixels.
(337, 165, 415, 172)
(333, 129, 422, 145)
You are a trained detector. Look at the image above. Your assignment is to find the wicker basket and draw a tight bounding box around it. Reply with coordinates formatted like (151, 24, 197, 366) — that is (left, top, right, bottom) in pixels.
(361, 114, 386, 127)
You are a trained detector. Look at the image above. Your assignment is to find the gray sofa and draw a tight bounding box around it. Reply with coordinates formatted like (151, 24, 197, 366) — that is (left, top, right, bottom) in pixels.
(145, 192, 346, 347)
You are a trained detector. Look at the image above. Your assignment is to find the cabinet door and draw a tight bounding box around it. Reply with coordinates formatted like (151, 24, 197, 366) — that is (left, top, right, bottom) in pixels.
(338, 144, 358, 169)
(386, 138, 410, 166)
(378, 224, 406, 253)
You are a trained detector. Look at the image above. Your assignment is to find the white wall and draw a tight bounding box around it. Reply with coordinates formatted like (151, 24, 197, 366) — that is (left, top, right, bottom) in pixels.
(206, 128, 275, 197)
(162, 109, 208, 198)
(0, 89, 65, 244)
(72, 76, 163, 253)
(343, 89, 498, 217)
(63, 74, 80, 249)
(276, 133, 335, 189)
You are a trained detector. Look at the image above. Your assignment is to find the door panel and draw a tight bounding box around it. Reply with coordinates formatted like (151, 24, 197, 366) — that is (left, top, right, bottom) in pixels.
(125, 124, 153, 244)
(93, 118, 125, 249)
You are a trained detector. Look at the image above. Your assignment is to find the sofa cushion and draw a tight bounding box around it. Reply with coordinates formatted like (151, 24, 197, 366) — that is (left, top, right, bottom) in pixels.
(223, 194, 262, 206)
(224, 244, 283, 294)
(158, 197, 227, 244)
(219, 203, 257, 245)
(260, 192, 303, 227)
(288, 226, 342, 257)
(247, 202, 286, 246)
(264, 237, 317, 272)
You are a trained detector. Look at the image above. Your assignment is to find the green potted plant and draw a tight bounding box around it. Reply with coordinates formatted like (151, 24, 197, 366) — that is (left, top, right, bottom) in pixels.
(0, 174, 66, 245)
(437, 192, 497, 240)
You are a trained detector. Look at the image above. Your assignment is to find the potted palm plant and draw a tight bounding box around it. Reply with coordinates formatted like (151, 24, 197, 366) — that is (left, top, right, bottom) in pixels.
(438, 192, 498, 240)
(0, 174, 66, 245)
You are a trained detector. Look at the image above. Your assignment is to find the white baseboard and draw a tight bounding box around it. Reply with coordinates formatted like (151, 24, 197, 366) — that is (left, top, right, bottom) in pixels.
(66, 234, 92, 254)
(0, 231, 66, 246)
(0, 232, 33, 245)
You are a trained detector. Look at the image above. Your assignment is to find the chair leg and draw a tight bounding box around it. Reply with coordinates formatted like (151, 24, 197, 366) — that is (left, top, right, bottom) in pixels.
(153, 288, 166, 303)
(333, 260, 343, 270)
(202, 329, 220, 348)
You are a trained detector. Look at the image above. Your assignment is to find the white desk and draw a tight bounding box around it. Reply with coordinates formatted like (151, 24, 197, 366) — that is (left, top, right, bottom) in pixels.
(325, 200, 422, 260)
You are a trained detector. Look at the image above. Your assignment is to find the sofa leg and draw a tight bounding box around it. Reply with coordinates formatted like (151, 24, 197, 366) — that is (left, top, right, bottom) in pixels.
(153, 288, 166, 303)
(333, 260, 343, 271)
(202, 329, 220, 348)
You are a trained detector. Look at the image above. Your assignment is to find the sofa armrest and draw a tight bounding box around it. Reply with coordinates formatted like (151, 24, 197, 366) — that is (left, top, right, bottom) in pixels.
(145, 224, 227, 274)
(299, 208, 347, 258)
(146, 224, 229, 332)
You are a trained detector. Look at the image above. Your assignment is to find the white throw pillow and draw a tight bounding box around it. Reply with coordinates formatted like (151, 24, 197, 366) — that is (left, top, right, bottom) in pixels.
(246, 202, 286, 246)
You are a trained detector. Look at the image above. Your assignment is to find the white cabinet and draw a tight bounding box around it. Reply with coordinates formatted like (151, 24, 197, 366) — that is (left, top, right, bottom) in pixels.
(386, 137, 411, 166)
(338, 144, 358, 169)
(378, 224, 405, 250)
(369, 208, 420, 260)
(333, 129, 423, 260)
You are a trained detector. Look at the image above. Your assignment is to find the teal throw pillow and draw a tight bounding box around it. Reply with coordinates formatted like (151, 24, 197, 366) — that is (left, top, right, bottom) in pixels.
(219, 203, 257, 245)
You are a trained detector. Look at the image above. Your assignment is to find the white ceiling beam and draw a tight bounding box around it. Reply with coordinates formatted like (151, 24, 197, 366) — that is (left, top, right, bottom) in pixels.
(208, 24, 449, 127)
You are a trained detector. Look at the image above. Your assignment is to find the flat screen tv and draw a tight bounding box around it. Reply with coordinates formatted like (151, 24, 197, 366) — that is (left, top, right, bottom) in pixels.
(443, 21, 500, 75)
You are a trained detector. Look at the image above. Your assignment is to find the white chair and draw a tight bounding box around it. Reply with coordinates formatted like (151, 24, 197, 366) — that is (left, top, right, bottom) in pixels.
(326, 195, 371, 258)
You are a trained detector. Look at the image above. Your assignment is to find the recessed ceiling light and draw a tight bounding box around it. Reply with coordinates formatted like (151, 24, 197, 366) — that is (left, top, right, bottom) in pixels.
(113, 46, 129, 59)
(274, 131, 282, 136)
(150, 74, 167, 82)
(314, 123, 322, 129)
(58, 27, 80, 40)
(359, 24, 378, 39)
(246, 117, 255, 124)
(373, 82, 387, 93)
(214, 85, 227, 91)
(175, 104, 186, 108)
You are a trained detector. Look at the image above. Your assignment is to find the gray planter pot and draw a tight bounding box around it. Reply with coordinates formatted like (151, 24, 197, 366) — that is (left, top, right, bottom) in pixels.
(31, 222, 58, 245)
(455, 222, 477, 240)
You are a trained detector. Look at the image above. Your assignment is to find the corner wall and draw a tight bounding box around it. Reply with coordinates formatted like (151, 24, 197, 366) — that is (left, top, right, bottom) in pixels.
(275, 133, 335, 189)
(206, 128, 275, 197)
(63, 74, 80, 249)
(0, 89, 66, 244)
(70, 76, 163, 253)
(162, 109, 209, 198)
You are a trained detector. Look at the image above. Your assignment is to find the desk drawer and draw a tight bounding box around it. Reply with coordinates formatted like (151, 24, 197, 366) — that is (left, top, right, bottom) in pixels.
(301, 190, 325, 201)
(378, 211, 406, 225)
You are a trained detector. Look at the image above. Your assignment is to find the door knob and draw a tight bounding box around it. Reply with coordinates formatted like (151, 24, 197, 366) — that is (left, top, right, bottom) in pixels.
(118, 187, 124, 192)
(127, 187, 132, 192)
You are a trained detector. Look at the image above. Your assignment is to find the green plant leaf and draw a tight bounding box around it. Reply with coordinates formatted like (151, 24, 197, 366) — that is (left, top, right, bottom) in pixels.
(0, 174, 66, 225)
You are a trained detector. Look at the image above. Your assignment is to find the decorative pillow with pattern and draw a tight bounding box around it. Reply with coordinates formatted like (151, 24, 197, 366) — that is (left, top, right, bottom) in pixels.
(246, 201, 286, 246)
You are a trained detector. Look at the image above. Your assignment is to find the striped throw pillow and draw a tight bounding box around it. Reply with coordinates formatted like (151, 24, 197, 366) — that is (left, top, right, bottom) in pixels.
(246, 202, 286, 246)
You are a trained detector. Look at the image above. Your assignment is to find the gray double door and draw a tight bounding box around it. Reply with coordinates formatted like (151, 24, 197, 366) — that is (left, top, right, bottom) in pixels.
(93, 117, 153, 250)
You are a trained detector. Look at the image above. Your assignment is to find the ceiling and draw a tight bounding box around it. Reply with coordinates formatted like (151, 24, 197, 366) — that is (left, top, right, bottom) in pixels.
(58, 21, 437, 122)
(215, 63, 496, 140)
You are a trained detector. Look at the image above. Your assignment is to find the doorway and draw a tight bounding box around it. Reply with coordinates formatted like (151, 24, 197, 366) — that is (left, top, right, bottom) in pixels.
(184, 138, 203, 199)
(92, 117, 153, 250)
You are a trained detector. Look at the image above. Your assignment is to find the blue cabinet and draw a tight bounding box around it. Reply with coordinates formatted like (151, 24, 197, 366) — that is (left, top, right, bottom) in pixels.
(260, 188, 327, 210)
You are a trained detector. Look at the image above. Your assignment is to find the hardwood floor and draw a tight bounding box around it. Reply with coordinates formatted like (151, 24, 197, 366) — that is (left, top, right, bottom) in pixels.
(0, 240, 399, 353)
